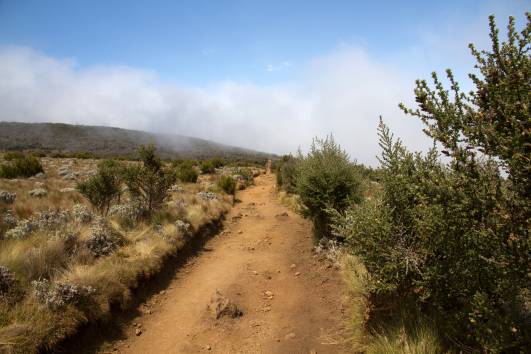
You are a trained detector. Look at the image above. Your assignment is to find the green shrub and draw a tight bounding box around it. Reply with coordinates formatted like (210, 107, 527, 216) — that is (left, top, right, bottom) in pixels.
(124, 145, 176, 215)
(175, 161, 198, 183)
(77, 160, 123, 216)
(72, 151, 95, 159)
(217, 175, 236, 195)
(296, 135, 362, 239)
(30, 150, 48, 158)
(211, 157, 225, 168)
(3, 151, 24, 161)
(200, 160, 216, 174)
(236, 167, 254, 189)
(275, 155, 299, 193)
(0, 154, 44, 179)
(335, 15, 530, 352)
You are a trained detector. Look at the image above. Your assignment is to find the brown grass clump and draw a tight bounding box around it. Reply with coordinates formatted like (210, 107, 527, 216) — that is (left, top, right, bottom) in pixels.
(340, 255, 448, 354)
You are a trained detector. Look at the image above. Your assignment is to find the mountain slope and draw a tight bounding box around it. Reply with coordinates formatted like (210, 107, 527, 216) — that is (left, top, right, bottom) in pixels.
(0, 122, 271, 160)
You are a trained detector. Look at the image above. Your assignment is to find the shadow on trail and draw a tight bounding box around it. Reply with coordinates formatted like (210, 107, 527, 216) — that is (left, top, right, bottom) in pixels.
(50, 218, 225, 354)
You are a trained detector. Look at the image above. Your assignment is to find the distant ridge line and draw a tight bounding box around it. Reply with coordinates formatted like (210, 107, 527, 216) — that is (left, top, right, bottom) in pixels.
(0, 121, 273, 160)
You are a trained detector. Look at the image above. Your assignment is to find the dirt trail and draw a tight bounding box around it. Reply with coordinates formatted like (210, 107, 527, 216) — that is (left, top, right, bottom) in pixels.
(105, 173, 348, 354)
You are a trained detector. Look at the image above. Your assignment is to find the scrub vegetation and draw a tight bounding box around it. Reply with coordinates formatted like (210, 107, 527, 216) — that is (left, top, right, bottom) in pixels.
(276, 14, 530, 353)
(0, 145, 262, 353)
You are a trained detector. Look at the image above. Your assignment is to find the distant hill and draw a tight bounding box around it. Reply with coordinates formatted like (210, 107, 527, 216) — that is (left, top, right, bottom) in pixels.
(0, 122, 272, 161)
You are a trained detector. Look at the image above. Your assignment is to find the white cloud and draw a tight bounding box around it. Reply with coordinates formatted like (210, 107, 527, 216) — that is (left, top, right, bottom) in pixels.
(265, 61, 292, 72)
(0, 5, 526, 165)
(1, 45, 430, 164)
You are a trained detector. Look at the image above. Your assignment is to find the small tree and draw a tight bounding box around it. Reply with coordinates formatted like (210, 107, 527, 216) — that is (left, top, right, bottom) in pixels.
(124, 145, 176, 215)
(77, 160, 123, 216)
(296, 135, 362, 239)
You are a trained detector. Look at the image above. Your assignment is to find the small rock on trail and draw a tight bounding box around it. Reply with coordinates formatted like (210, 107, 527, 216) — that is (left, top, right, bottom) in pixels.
(207, 290, 243, 319)
(284, 332, 296, 340)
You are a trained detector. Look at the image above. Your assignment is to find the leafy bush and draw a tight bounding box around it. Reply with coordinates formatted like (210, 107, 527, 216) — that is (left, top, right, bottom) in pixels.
(211, 157, 225, 168)
(124, 145, 176, 215)
(200, 160, 216, 174)
(77, 159, 123, 216)
(334, 15, 530, 352)
(0, 154, 44, 179)
(296, 135, 362, 239)
(175, 161, 198, 183)
(275, 155, 299, 193)
(217, 175, 236, 195)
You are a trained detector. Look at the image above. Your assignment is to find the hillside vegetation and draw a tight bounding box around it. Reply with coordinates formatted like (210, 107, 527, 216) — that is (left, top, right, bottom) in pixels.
(275, 14, 530, 353)
(0, 122, 272, 162)
(0, 146, 263, 353)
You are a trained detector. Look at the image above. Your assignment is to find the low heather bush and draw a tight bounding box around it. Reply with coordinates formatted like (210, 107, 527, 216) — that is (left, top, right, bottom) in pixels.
(85, 218, 124, 257)
(196, 191, 220, 201)
(0, 190, 16, 204)
(4, 219, 36, 240)
(0, 266, 15, 297)
(71, 204, 93, 224)
(32, 278, 95, 309)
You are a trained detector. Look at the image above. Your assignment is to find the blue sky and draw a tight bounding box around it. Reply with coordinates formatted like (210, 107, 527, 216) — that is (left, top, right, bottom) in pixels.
(0, 0, 505, 84)
(0, 0, 528, 163)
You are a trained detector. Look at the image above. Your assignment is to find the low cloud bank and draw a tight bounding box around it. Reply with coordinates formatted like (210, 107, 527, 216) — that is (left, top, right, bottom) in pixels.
(2, 4, 524, 165)
(0, 45, 431, 165)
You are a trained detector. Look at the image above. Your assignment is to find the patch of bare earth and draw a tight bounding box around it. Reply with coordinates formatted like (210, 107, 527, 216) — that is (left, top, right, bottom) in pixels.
(99, 173, 349, 354)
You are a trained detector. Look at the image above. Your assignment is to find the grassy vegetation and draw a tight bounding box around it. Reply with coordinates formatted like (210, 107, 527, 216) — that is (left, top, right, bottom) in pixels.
(276, 14, 530, 353)
(0, 147, 261, 353)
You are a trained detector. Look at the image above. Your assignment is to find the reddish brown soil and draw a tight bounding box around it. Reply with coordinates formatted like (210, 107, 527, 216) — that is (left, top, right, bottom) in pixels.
(102, 173, 349, 354)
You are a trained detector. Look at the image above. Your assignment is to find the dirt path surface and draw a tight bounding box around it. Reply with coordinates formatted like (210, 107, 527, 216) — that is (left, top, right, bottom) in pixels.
(106, 173, 348, 354)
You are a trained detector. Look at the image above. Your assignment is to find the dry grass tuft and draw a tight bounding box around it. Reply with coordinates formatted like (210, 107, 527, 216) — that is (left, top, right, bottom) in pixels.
(277, 190, 305, 213)
(341, 255, 448, 354)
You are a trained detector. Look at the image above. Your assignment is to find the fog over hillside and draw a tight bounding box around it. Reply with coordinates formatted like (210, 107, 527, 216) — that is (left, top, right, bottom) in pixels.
(0, 121, 272, 160)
